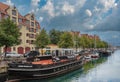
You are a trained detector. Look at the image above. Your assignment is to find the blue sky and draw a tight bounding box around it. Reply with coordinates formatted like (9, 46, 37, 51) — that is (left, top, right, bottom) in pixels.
(0, 0, 120, 46)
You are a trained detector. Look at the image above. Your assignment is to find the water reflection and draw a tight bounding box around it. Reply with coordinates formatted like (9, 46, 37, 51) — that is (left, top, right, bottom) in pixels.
(22, 50, 120, 82)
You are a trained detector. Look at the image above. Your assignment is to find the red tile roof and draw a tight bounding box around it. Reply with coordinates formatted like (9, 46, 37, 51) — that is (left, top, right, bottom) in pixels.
(0, 8, 7, 14)
(0, 2, 40, 29)
(18, 13, 25, 19)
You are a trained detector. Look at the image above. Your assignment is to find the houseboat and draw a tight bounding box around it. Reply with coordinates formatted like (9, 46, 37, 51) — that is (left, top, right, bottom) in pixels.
(8, 50, 83, 80)
(98, 50, 112, 57)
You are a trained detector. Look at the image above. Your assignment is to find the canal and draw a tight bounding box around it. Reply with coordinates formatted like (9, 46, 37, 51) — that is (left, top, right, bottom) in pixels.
(21, 50, 120, 82)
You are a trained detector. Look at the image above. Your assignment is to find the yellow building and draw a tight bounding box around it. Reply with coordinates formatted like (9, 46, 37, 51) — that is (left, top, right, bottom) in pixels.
(0, 2, 40, 54)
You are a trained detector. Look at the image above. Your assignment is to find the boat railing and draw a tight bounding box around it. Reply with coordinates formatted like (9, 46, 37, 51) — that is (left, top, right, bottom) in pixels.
(38, 59, 78, 68)
(8, 56, 83, 69)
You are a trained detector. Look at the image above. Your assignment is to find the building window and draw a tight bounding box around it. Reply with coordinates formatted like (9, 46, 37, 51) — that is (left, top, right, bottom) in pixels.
(19, 32, 22, 36)
(31, 22, 34, 26)
(26, 33, 29, 37)
(26, 20, 30, 25)
(18, 18, 22, 23)
(29, 34, 34, 38)
(31, 16, 34, 20)
(18, 25, 22, 28)
(5, 15, 9, 19)
(26, 40, 29, 43)
(36, 28, 40, 32)
(31, 40, 34, 44)
(19, 39, 22, 43)
(12, 17, 16, 22)
(34, 29, 36, 33)
(36, 23, 39, 26)
(34, 35, 36, 38)
(12, 10, 16, 15)
(29, 28, 34, 32)
(26, 27, 29, 30)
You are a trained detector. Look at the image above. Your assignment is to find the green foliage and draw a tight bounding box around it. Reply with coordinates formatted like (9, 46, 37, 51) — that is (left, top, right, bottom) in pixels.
(35, 28, 50, 49)
(0, 18, 20, 48)
(58, 32, 74, 48)
(79, 36, 90, 48)
(73, 34, 81, 49)
(78, 35, 108, 48)
(49, 28, 62, 44)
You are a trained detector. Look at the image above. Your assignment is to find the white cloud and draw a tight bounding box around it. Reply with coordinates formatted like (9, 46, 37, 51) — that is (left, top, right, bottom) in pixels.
(94, 6, 100, 12)
(30, 0, 120, 32)
(4, 0, 14, 6)
(99, 0, 116, 12)
(28, 0, 120, 46)
(85, 9, 92, 17)
(112, 35, 118, 38)
(94, 1, 120, 31)
(114, 3, 118, 7)
(39, 16, 43, 22)
(61, 1, 75, 15)
(31, 0, 40, 7)
(33, 0, 87, 19)
(18, 5, 26, 14)
(89, 25, 94, 29)
(31, 0, 40, 12)
(41, 0, 55, 17)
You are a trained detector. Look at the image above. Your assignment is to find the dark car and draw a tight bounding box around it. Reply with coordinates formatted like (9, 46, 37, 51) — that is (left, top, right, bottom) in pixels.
(24, 51, 40, 57)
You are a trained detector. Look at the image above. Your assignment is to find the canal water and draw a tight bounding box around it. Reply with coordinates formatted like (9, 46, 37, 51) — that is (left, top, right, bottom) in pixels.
(21, 50, 120, 82)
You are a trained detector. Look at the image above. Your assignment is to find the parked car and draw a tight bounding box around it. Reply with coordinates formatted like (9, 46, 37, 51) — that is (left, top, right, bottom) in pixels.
(1, 52, 23, 57)
(24, 51, 40, 57)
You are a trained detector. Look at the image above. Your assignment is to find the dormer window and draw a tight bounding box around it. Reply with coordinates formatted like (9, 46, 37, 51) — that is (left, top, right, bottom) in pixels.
(12, 10, 16, 15)
(31, 15, 34, 20)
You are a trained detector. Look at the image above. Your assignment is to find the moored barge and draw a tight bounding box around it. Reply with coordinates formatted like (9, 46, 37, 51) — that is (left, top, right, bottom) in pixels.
(8, 51, 83, 80)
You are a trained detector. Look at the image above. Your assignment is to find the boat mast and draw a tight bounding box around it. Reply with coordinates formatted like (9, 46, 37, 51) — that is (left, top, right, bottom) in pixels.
(94, 35, 96, 49)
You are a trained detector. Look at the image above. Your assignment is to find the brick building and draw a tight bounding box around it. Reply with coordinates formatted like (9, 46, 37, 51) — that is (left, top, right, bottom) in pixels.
(0, 2, 40, 54)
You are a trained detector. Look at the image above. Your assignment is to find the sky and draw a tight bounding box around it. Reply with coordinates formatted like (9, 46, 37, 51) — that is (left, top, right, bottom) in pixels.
(0, 0, 120, 46)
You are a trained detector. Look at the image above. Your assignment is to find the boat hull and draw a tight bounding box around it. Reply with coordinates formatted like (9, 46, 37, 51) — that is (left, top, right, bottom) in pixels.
(8, 60, 83, 80)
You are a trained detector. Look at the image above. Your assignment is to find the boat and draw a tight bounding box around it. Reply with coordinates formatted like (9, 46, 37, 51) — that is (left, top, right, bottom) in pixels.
(98, 50, 112, 57)
(90, 51, 99, 58)
(8, 50, 83, 80)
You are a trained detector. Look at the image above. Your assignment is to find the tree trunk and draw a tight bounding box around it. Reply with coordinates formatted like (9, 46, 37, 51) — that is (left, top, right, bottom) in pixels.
(4, 45, 7, 59)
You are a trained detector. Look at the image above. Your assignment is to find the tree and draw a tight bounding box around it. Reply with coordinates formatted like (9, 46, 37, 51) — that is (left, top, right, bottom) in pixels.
(73, 34, 81, 52)
(58, 32, 74, 48)
(35, 28, 50, 55)
(49, 29, 62, 44)
(0, 18, 20, 56)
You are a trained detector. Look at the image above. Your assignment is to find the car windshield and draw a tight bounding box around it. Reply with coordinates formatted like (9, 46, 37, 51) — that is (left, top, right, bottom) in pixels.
(6, 52, 16, 54)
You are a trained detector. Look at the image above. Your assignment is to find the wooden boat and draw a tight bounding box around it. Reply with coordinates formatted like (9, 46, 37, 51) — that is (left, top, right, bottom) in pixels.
(8, 51, 83, 80)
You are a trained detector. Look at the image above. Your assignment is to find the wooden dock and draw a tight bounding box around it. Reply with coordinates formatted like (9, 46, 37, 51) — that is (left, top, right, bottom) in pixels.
(0, 57, 8, 82)
(0, 58, 8, 74)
